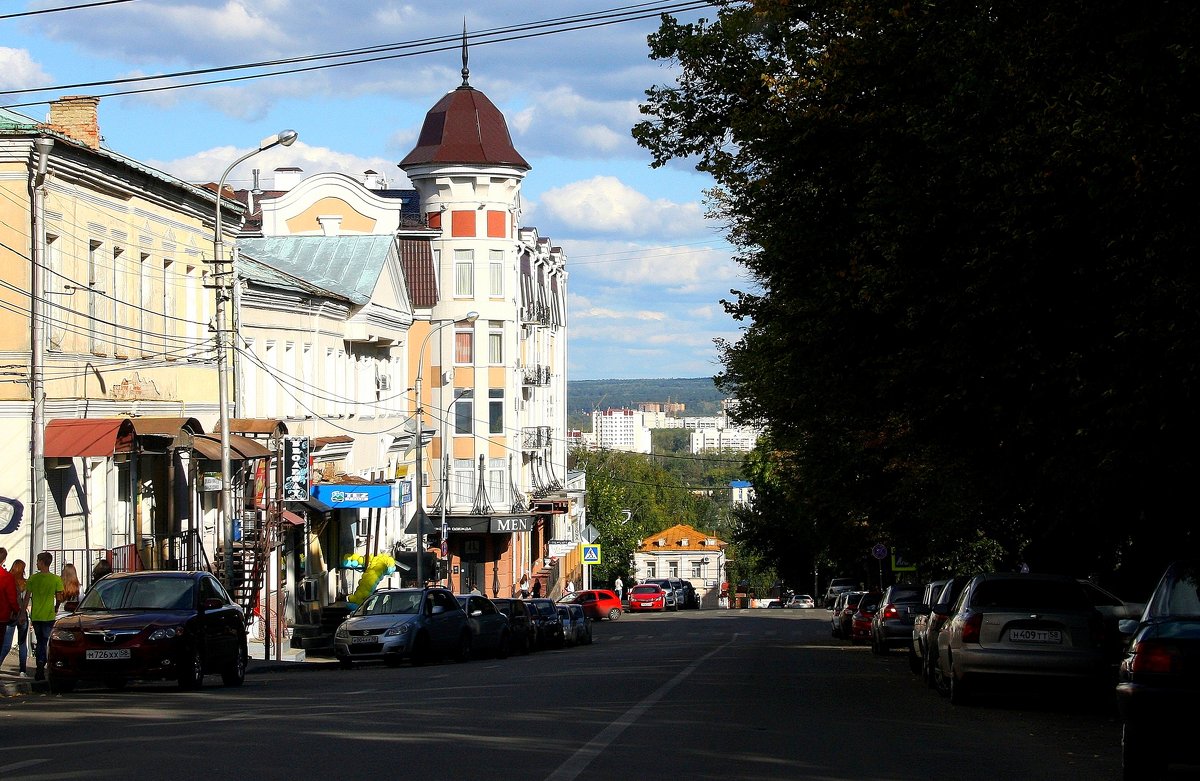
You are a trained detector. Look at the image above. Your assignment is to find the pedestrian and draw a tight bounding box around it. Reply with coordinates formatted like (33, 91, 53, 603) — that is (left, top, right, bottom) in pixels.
(7, 559, 30, 676)
(91, 557, 112, 586)
(614, 576, 624, 601)
(532, 579, 542, 599)
(59, 562, 81, 613)
(0, 547, 19, 672)
(25, 552, 63, 681)
(519, 572, 530, 599)
(565, 580, 575, 594)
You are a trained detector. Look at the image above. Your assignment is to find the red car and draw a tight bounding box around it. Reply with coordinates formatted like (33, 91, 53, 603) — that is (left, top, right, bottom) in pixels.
(558, 589, 623, 620)
(48, 570, 247, 693)
(850, 593, 881, 645)
(627, 584, 667, 612)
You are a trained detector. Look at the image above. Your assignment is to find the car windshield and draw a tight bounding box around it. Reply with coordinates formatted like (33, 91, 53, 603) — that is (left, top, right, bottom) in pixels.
(888, 589, 922, 603)
(359, 591, 421, 616)
(630, 585, 659, 595)
(971, 579, 1090, 611)
(80, 576, 194, 611)
(558, 593, 580, 603)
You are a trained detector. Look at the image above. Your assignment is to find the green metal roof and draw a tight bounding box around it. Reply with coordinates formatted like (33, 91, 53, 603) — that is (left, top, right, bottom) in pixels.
(0, 107, 39, 131)
(235, 235, 397, 306)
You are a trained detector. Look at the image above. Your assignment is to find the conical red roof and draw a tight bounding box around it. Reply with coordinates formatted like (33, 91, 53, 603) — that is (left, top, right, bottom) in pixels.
(400, 86, 529, 170)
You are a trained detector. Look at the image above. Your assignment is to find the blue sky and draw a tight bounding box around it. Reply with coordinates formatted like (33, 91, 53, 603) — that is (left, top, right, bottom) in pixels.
(0, 0, 750, 381)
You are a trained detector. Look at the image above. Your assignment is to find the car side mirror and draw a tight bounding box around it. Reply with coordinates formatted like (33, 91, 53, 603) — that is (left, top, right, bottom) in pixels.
(471, 609, 483, 617)
(431, 605, 444, 615)
(202, 597, 225, 611)
(1118, 618, 1139, 636)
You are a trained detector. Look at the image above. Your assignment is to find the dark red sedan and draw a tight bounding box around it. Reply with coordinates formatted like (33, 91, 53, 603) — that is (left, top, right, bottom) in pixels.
(48, 570, 247, 693)
(558, 589, 623, 620)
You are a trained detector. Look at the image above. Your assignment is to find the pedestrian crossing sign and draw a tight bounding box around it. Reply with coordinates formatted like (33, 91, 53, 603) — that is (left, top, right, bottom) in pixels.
(582, 544, 601, 565)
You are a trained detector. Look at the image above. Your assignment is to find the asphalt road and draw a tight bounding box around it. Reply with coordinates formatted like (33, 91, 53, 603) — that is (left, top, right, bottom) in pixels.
(0, 608, 1135, 780)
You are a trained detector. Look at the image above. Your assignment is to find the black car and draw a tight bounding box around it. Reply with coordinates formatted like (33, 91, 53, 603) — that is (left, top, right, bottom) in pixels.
(645, 578, 688, 611)
(870, 584, 923, 655)
(492, 598, 535, 654)
(524, 598, 565, 649)
(1117, 561, 1200, 779)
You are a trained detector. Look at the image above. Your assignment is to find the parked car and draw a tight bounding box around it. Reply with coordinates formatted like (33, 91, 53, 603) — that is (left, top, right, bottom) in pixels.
(558, 589, 623, 621)
(1116, 561, 1200, 779)
(871, 584, 923, 655)
(849, 593, 880, 644)
(911, 576, 970, 685)
(333, 587, 471, 668)
(524, 598, 565, 649)
(910, 579, 949, 674)
(456, 594, 510, 658)
(788, 594, 816, 609)
(1079, 579, 1147, 663)
(645, 578, 684, 611)
(934, 573, 1109, 705)
(824, 577, 858, 608)
(838, 591, 872, 639)
(830, 591, 861, 638)
(628, 583, 668, 612)
(47, 570, 247, 693)
(491, 597, 536, 654)
(557, 603, 593, 646)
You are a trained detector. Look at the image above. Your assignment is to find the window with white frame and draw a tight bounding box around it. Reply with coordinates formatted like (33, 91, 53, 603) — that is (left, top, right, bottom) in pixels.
(454, 389, 474, 435)
(669, 560, 679, 578)
(455, 326, 474, 364)
(454, 249, 474, 297)
(452, 458, 474, 505)
(691, 560, 703, 578)
(488, 321, 503, 365)
(489, 388, 503, 435)
(161, 258, 175, 349)
(489, 249, 504, 297)
(88, 240, 103, 354)
(137, 251, 150, 356)
(645, 561, 657, 578)
(488, 457, 506, 507)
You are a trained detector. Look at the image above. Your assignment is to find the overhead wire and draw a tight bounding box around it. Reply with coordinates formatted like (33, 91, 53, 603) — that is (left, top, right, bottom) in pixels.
(0, 0, 135, 21)
(0, 1, 718, 108)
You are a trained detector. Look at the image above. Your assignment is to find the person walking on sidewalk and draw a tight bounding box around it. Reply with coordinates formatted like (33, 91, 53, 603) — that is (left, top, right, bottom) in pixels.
(8, 559, 29, 676)
(26, 552, 63, 681)
(0, 547, 19, 671)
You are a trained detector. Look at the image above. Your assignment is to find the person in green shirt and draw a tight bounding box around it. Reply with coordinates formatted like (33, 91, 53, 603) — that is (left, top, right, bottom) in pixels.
(25, 551, 63, 681)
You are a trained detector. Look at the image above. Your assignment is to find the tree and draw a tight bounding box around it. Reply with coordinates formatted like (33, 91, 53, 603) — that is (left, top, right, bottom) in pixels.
(635, 1, 1200, 591)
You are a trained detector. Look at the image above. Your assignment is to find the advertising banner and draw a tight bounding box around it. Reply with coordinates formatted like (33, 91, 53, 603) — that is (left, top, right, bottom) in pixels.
(282, 436, 311, 501)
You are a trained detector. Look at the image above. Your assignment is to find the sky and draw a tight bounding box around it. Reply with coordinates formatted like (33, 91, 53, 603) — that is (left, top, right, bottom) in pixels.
(0, 0, 752, 381)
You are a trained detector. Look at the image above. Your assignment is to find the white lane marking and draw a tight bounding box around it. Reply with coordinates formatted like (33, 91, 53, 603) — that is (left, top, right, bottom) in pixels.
(544, 634, 737, 781)
(0, 759, 52, 773)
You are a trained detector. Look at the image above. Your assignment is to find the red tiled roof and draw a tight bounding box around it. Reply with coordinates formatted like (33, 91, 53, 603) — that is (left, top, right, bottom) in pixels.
(398, 238, 438, 308)
(638, 524, 727, 552)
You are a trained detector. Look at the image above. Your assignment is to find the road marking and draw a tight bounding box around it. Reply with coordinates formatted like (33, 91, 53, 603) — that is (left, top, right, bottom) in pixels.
(544, 634, 736, 781)
(0, 759, 51, 773)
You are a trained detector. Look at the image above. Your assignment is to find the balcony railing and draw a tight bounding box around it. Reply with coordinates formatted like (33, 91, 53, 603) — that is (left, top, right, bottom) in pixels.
(522, 365, 551, 386)
(522, 425, 552, 450)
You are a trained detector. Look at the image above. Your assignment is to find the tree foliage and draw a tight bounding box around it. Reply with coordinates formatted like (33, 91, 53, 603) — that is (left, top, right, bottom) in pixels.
(634, 1, 1200, 593)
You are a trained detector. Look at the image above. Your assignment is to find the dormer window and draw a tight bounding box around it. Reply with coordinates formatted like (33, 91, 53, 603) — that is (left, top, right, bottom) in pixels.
(705, 538, 716, 546)
(680, 538, 689, 546)
(655, 539, 666, 547)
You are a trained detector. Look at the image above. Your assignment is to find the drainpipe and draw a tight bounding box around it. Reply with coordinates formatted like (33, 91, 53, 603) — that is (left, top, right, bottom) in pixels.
(29, 136, 53, 563)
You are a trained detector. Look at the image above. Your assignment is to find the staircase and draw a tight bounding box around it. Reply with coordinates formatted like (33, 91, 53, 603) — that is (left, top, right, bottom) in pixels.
(215, 519, 266, 619)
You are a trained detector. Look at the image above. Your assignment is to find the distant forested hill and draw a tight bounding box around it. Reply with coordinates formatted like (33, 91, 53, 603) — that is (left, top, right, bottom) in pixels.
(567, 377, 725, 430)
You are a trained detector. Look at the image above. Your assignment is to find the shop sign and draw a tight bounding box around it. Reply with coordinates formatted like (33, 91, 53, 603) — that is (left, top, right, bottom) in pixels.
(282, 437, 310, 501)
(312, 483, 394, 508)
(489, 515, 533, 533)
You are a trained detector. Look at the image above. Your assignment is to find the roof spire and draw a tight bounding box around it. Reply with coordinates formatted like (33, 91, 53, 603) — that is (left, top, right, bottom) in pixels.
(461, 20, 471, 87)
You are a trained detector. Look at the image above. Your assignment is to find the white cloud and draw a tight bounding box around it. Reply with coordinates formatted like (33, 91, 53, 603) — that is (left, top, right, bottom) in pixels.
(147, 141, 410, 189)
(537, 175, 707, 238)
(0, 47, 51, 91)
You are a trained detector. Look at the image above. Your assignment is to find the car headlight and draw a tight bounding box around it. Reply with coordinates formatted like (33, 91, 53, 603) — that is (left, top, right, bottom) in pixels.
(148, 627, 184, 641)
(383, 623, 412, 637)
(335, 627, 349, 639)
(51, 629, 77, 642)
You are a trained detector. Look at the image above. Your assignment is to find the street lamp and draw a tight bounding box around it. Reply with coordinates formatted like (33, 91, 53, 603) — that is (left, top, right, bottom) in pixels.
(214, 129, 298, 591)
(413, 311, 478, 589)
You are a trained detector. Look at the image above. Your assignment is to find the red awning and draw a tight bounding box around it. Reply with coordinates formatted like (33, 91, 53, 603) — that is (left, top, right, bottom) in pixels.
(280, 510, 305, 526)
(44, 419, 134, 457)
(191, 434, 272, 461)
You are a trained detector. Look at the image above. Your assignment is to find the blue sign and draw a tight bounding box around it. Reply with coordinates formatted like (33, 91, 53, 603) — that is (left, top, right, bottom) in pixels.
(312, 484, 394, 508)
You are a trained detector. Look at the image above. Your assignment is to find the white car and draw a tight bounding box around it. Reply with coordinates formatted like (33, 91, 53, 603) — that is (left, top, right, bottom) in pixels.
(787, 595, 816, 609)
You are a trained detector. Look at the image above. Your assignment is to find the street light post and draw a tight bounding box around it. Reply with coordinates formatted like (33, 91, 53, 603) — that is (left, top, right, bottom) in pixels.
(214, 129, 297, 591)
(413, 311, 478, 589)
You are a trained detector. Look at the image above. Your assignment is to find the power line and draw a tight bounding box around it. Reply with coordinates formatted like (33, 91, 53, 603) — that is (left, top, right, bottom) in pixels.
(0, 0, 134, 21)
(0, 1, 717, 108)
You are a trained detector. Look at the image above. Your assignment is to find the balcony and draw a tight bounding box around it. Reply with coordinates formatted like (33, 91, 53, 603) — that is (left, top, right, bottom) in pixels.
(522, 425, 552, 450)
(522, 365, 551, 386)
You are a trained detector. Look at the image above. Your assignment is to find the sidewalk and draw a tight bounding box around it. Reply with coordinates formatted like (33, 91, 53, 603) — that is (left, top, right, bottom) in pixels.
(1, 638, 334, 696)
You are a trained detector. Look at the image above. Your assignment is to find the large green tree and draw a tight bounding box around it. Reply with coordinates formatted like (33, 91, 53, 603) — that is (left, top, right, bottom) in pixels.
(635, 1, 1200, 592)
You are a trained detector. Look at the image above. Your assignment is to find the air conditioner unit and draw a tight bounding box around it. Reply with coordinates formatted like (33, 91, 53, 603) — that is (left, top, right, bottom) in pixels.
(376, 375, 392, 391)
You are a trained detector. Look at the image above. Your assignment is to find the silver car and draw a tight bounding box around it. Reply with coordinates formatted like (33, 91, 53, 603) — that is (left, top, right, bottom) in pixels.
(934, 573, 1108, 704)
(334, 587, 471, 668)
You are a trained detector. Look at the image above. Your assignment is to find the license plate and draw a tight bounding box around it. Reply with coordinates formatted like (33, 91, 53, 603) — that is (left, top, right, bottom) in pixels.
(1009, 629, 1061, 644)
(85, 649, 131, 660)
(350, 635, 376, 644)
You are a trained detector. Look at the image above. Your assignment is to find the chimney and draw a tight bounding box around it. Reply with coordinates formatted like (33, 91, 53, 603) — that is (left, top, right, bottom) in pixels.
(273, 166, 304, 191)
(46, 96, 101, 150)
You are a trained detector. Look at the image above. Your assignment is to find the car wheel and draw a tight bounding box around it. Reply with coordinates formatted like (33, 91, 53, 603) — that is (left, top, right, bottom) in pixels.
(104, 677, 128, 691)
(871, 636, 885, 655)
(607, 607, 621, 621)
(221, 642, 247, 687)
(410, 633, 430, 666)
(933, 657, 950, 697)
(338, 656, 354, 670)
(1122, 723, 1165, 781)
(496, 630, 510, 659)
(177, 646, 205, 690)
(948, 663, 971, 706)
(455, 631, 472, 663)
